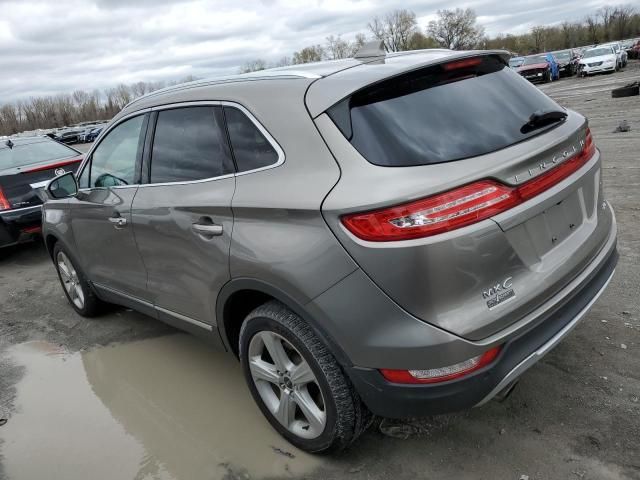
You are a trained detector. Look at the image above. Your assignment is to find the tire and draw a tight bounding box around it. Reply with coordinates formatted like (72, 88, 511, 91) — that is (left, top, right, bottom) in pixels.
(612, 83, 640, 98)
(239, 300, 372, 453)
(53, 243, 106, 317)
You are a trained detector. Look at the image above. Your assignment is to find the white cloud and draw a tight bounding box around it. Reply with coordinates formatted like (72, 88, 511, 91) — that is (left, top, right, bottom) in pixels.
(0, 0, 627, 101)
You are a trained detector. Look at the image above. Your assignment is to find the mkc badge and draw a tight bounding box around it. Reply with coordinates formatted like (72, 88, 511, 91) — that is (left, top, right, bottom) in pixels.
(482, 277, 515, 309)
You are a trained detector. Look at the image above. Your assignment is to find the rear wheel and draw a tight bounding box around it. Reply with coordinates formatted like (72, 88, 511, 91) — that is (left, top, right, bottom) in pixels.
(239, 301, 371, 453)
(53, 243, 106, 317)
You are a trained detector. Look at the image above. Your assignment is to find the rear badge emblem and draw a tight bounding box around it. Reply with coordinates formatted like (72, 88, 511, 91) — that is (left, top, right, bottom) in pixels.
(482, 277, 516, 309)
(55, 168, 66, 176)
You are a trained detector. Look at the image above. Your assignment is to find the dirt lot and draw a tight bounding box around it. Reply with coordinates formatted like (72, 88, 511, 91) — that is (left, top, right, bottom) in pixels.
(1, 63, 639, 480)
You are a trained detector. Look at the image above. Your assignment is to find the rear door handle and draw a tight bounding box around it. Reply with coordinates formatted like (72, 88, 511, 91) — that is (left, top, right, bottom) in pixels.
(108, 216, 127, 229)
(192, 222, 223, 237)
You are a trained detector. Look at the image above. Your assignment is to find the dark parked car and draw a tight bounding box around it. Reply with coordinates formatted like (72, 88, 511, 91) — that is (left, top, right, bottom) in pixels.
(0, 136, 83, 249)
(85, 126, 105, 142)
(56, 130, 83, 145)
(551, 49, 578, 76)
(516, 54, 554, 83)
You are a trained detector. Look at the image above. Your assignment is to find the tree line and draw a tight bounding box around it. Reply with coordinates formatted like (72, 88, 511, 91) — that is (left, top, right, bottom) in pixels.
(242, 4, 638, 71)
(2, 4, 638, 137)
(0, 77, 197, 137)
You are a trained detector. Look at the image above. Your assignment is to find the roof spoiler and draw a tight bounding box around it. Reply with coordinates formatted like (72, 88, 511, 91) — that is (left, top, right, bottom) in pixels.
(354, 40, 386, 63)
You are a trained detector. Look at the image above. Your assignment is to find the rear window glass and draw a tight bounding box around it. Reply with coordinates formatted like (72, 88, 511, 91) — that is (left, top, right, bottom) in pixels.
(328, 56, 563, 167)
(0, 138, 77, 170)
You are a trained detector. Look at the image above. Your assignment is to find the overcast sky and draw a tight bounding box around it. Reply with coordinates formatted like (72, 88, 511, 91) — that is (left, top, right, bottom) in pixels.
(0, 0, 624, 102)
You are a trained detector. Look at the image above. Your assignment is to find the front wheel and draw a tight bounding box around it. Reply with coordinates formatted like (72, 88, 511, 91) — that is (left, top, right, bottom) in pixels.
(239, 301, 371, 453)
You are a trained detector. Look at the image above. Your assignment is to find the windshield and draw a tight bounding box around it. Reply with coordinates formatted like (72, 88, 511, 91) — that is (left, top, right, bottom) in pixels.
(509, 58, 524, 67)
(328, 56, 563, 167)
(554, 51, 571, 60)
(523, 55, 548, 65)
(0, 138, 78, 169)
(584, 48, 613, 58)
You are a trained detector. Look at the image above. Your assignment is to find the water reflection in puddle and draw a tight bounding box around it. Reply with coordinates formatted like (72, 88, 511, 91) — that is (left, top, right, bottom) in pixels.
(0, 335, 321, 480)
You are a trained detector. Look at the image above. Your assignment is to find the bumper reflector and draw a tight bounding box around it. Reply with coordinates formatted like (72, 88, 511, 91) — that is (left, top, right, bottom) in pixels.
(380, 346, 502, 384)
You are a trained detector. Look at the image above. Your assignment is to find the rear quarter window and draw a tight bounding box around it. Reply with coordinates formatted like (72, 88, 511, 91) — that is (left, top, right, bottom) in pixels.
(328, 55, 563, 167)
(223, 107, 279, 173)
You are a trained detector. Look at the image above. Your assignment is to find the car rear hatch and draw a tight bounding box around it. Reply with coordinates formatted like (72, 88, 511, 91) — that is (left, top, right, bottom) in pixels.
(311, 52, 614, 341)
(0, 139, 83, 212)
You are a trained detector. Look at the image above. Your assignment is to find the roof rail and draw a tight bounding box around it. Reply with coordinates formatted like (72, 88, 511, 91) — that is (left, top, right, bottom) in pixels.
(354, 40, 386, 61)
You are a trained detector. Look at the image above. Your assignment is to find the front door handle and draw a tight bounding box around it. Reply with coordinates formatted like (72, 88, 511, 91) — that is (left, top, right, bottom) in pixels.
(192, 222, 223, 237)
(108, 216, 127, 229)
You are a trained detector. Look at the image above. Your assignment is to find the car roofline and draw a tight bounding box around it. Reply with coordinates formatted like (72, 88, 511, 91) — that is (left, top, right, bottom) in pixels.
(122, 48, 459, 112)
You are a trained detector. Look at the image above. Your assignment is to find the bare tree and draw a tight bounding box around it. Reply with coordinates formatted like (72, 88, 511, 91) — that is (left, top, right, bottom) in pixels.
(325, 35, 355, 60)
(612, 4, 635, 39)
(585, 14, 599, 44)
(598, 5, 615, 41)
(530, 26, 548, 53)
(407, 31, 439, 50)
(273, 56, 292, 67)
(353, 33, 367, 51)
(130, 82, 148, 98)
(426, 8, 485, 50)
(368, 9, 418, 52)
(292, 45, 324, 64)
(238, 59, 267, 74)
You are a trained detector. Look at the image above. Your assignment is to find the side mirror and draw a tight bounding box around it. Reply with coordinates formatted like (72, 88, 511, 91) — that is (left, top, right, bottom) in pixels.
(47, 172, 78, 199)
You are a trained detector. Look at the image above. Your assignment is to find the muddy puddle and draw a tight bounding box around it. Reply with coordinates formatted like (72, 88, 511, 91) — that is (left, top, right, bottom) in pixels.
(0, 335, 322, 480)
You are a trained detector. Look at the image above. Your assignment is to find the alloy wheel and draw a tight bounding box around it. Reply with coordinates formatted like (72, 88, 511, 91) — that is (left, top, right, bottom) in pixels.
(248, 331, 326, 439)
(57, 251, 85, 310)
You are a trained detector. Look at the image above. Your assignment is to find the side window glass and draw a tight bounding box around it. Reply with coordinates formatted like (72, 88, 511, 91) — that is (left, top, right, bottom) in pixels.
(224, 107, 279, 172)
(90, 115, 145, 188)
(150, 106, 234, 183)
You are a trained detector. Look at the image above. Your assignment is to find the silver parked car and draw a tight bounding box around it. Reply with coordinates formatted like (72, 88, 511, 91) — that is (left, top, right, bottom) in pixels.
(42, 45, 618, 453)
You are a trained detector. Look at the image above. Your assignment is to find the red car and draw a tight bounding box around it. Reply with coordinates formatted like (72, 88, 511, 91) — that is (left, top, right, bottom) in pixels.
(517, 54, 554, 83)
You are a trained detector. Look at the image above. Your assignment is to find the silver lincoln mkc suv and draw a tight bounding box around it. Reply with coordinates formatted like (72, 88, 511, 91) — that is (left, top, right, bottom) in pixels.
(42, 43, 617, 453)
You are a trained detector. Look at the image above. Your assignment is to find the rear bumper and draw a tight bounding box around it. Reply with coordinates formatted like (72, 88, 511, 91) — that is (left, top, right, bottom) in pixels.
(346, 231, 618, 418)
(0, 205, 43, 248)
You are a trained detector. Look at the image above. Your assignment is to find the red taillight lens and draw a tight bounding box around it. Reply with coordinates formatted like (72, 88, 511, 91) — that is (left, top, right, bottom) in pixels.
(0, 187, 10, 211)
(380, 346, 502, 384)
(342, 181, 518, 242)
(517, 129, 595, 201)
(342, 129, 596, 242)
(442, 57, 483, 71)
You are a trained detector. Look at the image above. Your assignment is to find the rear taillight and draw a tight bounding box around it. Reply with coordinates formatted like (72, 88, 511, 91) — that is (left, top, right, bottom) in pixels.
(517, 129, 595, 201)
(380, 346, 502, 384)
(342, 129, 596, 242)
(0, 187, 10, 211)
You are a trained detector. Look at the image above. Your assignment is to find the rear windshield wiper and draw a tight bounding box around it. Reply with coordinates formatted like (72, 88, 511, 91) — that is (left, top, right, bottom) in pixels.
(521, 109, 567, 134)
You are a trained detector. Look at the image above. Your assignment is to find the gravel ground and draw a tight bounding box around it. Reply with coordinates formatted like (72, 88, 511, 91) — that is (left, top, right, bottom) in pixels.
(0, 62, 639, 480)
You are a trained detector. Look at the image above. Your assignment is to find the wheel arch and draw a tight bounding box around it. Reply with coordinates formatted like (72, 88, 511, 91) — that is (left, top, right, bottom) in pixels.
(216, 278, 351, 367)
(45, 233, 59, 260)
